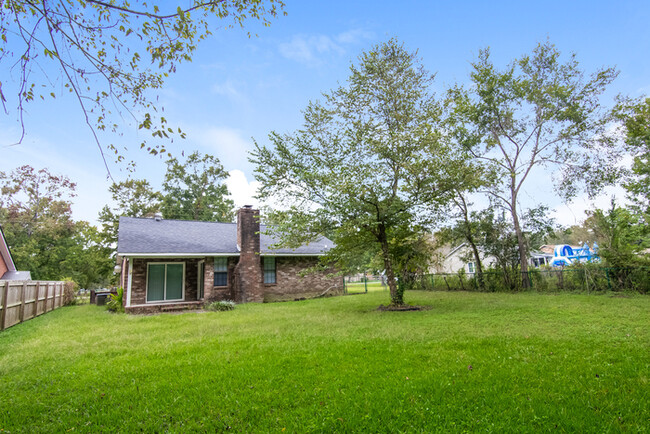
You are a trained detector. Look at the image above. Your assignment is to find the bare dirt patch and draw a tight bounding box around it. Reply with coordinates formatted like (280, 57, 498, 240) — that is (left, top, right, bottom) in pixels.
(376, 304, 431, 312)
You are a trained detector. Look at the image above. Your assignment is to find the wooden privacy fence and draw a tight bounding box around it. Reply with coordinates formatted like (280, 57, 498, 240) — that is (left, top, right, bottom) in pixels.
(0, 281, 65, 331)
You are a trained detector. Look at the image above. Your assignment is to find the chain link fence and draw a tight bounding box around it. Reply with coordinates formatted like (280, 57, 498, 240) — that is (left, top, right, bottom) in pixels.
(399, 266, 650, 293)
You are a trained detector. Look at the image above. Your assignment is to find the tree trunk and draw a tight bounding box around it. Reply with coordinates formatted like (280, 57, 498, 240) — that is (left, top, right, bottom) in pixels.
(510, 200, 530, 289)
(459, 198, 485, 291)
(468, 238, 485, 290)
(378, 223, 403, 305)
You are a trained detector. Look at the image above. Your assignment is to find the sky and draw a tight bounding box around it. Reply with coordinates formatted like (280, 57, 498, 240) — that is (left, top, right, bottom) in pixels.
(2, 0, 649, 228)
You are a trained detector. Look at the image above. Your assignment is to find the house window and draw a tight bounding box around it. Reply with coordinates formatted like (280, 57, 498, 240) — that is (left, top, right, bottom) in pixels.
(263, 257, 276, 284)
(147, 263, 184, 302)
(467, 262, 475, 273)
(214, 257, 228, 287)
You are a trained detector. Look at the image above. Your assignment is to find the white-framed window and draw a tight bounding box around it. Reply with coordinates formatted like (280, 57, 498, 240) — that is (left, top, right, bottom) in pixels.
(467, 262, 475, 273)
(146, 262, 185, 302)
(263, 257, 276, 284)
(214, 257, 228, 287)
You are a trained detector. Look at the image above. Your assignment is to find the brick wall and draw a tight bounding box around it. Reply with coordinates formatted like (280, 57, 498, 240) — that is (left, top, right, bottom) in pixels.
(235, 207, 264, 302)
(263, 256, 344, 302)
(128, 258, 200, 305)
(204, 256, 238, 302)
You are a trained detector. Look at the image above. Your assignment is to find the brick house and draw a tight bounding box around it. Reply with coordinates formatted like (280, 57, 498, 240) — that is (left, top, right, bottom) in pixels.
(116, 206, 343, 313)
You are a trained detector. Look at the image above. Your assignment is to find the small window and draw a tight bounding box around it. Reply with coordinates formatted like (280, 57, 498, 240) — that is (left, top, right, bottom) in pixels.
(214, 257, 228, 287)
(468, 262, 475, 273)
(263, 257, 276, 284)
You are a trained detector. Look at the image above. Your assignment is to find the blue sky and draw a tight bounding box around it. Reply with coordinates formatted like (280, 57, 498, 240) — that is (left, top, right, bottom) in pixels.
(2, 0, 649, 226)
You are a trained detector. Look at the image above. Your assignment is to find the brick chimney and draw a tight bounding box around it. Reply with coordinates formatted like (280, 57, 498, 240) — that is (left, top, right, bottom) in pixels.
(234, 206, 264, 302)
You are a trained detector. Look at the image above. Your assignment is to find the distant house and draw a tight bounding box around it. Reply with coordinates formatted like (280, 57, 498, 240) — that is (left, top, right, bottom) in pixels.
(430, 243, 496, 275)
(0, 225, 31, 281)
(116, 206, 343, 313)
(431, 243, 553, 275)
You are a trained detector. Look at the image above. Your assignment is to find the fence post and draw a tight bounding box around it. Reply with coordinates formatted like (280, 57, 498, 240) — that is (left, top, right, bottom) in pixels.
(34, 282, 40, 316)
(605, 268, 612, 291)
(1, 281, 9, 331)
(44, 282, 50, 313)
(19, 281, 27, 323)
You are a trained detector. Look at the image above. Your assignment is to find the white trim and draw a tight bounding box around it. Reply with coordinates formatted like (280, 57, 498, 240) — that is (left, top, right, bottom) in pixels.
(126, 259, 133, 308)
(0, 227, 17, 272)
(121, 253, 237, 258)
(260, 253, 325, 257)
(145, 262, 186, 303)
(197, 260, 205, 300)
(120, 252, 325, 258)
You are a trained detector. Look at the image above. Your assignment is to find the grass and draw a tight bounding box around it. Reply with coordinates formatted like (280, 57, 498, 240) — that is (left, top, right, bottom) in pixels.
(344, 280, 387, 293)
(1, 290, 649, 432)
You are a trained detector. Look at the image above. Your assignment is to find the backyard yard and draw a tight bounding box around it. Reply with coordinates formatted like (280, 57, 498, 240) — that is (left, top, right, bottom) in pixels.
(0, 291, 648, 432)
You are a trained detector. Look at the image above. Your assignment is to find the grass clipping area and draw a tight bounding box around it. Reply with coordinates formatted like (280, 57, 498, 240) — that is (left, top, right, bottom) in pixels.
(1, 291, 649, 432)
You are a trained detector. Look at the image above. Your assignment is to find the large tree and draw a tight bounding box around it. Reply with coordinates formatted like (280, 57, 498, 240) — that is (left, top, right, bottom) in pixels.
(252, 40, 455, 306)
(98, 179, 163, 245)
(0, 0, 285, 170)
(447, 41, 620, 287)
(584, 200, 649, 267)
(437, 155, 495, 291)
(616, 97, 650, 215)
(61, 221, 115, 289)
(161, 151, 234, 222)
(1, 165, 114, 286)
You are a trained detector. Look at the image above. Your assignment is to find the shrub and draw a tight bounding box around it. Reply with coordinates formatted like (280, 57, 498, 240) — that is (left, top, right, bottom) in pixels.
(205, 300, 236, 311)
(62, 279, 79, 306)
(106, 287, 124, 313)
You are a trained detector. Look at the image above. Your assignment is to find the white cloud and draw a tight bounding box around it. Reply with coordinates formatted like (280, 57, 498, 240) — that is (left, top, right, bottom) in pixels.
(189, 126, 254, 172)
(335, 29, 375, 45)
(210, 80, 248, 105)
(550, 185, 630, 227)
(278, 29, 374, 66)
(225, 169, 262, 208)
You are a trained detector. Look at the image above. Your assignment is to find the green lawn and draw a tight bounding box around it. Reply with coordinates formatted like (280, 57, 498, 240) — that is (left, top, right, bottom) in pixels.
(1, 291, 649, 432)
(345, 280, 387, 293)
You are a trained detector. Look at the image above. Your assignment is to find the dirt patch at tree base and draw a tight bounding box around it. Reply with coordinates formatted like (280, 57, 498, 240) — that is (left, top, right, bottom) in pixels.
(376, 304, 431, 312)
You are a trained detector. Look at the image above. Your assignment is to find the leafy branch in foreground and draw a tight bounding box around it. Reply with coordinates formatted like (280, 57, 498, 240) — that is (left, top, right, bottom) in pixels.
(0, 0, 285, 175)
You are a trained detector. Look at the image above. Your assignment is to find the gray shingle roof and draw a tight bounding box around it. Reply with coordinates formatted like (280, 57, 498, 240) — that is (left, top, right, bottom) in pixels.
(117, 216, 332, 256)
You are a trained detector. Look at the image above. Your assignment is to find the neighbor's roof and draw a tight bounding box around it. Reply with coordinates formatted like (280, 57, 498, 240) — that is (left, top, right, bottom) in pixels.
(0, 271, 32, 281)
(117, 216, 333, 256)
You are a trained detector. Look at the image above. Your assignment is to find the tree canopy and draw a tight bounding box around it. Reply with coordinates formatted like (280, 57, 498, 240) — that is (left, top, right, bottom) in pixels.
(616, 97, 650, 216)
(252, 39, 457, 306)
(161, 151, 235, 222)
(0, 165, 113, 286)
(98, 179, 163, 245)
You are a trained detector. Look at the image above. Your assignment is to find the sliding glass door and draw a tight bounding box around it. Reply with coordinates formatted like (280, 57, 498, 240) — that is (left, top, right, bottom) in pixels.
(147, 263, 185, 302)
